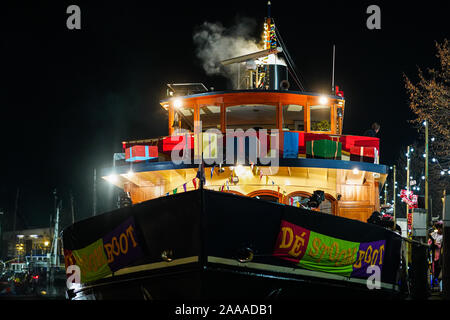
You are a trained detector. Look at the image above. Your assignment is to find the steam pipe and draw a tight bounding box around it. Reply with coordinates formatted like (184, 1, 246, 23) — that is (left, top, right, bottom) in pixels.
(221, 47, 282, 66)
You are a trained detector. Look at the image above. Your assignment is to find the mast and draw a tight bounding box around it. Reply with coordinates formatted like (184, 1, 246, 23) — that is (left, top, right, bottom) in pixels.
(70, 191, 75, 224)
(93, 168, 97, 216)
(332, 45, 335, 94)
(51, 199, 61, 267)
(13, 188, 19, 232)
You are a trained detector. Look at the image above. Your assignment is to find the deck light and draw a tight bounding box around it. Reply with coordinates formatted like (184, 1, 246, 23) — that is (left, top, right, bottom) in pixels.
(319, 96, 328, 105)
(352, 168, 359, 174)
(108, 174, 118, 183)
(173, 98, 182, 109)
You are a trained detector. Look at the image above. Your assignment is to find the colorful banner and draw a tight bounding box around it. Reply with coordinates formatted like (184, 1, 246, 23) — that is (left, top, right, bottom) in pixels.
(102, 217, 143, 272)
(273, 220, 386, 279)
(64, 217, 144, 283)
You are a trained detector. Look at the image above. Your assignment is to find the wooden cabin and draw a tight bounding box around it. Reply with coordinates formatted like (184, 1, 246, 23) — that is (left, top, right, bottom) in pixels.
(104, 90, 386, 223)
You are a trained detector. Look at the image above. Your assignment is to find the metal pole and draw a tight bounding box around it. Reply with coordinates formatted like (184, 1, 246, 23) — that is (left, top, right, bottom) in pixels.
(393, 165, 396, 229)
(13, 188, 19, 232)
(70, 192, 75, 224)
(443, 192, 449, 299)
(384, 183, 388, 205)
(331, 44, 335, 94)
(425, 121, 429, 227)
(52, 202, 60, 267)
(93, 168, 97, 217)
(406, 146, 411, 238)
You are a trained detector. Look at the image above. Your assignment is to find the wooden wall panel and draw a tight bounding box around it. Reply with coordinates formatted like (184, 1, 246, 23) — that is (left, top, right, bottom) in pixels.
(338, 206, 373, 222)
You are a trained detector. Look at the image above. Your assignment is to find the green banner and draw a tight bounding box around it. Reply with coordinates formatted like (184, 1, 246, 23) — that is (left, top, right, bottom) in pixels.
(71, 239, 112, 283)
(298, 231, 359, 276)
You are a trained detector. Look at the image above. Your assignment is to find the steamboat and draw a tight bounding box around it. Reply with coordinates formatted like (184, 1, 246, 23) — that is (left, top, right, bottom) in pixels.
(62, 4, 414, 300)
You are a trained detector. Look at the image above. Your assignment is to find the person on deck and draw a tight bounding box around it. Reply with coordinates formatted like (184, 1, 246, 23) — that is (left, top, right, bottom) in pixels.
(364, 122, 380, 137)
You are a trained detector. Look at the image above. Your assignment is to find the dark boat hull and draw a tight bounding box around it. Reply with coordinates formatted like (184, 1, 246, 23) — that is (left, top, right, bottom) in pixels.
(62, 190, 405, 300)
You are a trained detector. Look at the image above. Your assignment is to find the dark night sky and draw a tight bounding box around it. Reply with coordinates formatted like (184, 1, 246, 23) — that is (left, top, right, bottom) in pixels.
(0, 1, 448, 229)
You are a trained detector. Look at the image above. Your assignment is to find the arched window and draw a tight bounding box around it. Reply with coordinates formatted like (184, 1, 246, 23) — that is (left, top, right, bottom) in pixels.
(247, 190, 282, 203)
(223, 190, 245, 197)
(319, 194, 337, 215)
(286, 191, 312, 207)
(286, 191, 337, 215)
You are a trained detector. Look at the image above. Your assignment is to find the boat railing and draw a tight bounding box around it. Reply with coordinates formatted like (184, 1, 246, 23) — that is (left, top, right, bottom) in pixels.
(119, 131, 380, 166)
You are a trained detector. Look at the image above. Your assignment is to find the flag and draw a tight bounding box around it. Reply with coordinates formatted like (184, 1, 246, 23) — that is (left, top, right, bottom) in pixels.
(183, 183, 187, 192)
(210, 165, 215, 179)
(290, 198, 294, 206)
(192, 178, 197, 189)
(220, 185, 224, 192)
(226, 180, 229, 191)
(173, 188, 177, 194)
(165, 192, 169, 196)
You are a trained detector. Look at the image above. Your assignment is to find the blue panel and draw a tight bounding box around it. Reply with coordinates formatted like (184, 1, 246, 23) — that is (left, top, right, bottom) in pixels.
(103, 158, 387, 176)
(283, 132, 299, 158)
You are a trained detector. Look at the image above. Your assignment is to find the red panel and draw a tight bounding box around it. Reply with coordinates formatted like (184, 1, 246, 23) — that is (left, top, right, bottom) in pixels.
(126, 145, 158, 160)
(162, 135, 193, 153)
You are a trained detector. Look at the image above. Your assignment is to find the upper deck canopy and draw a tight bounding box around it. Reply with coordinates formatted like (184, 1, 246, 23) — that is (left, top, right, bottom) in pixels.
(160, 90, 345, 136)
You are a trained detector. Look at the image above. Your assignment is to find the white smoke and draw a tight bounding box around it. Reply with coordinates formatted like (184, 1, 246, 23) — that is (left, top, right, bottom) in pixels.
(193, 18, 263, 87)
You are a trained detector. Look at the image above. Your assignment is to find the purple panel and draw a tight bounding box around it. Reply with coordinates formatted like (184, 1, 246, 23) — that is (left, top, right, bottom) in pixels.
(351, 240, 386, 279)
(102, 217, 144, 272)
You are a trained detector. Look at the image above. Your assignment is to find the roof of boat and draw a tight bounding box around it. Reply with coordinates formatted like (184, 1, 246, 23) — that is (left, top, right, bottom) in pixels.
(160, 89, 345, 104)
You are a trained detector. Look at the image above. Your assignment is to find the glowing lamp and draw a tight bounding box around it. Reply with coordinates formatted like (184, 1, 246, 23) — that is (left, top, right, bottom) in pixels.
(319, 96, 328, 105)
(173, 98, 182, 109)
(107, 174, 118, 183)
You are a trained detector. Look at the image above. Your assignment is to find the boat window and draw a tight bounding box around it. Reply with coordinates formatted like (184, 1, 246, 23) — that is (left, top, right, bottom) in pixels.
(319, 198, 333, 214)
(175, 107, 194, 131)
(253, 195, 279, 203)
(200, 105, 221, 130)
(282, 104, 304, 131)
(288, 195, 309, 207)
(226, 104, 277, 130)
(310, 105, 331, 131)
